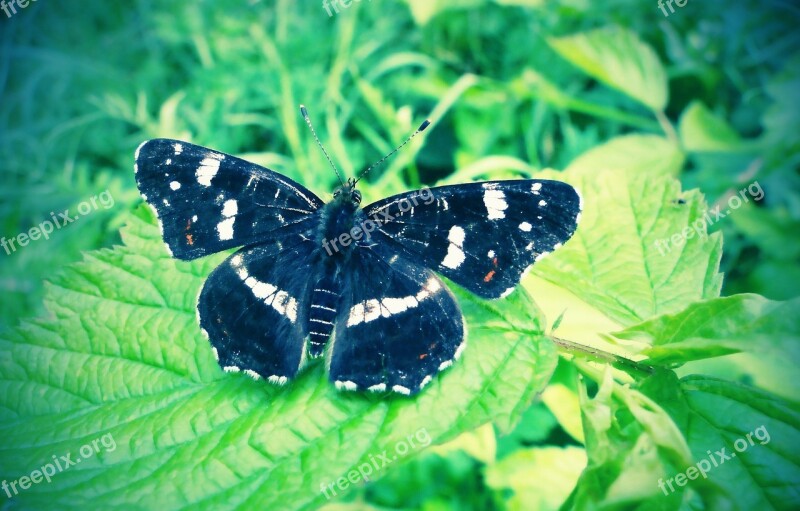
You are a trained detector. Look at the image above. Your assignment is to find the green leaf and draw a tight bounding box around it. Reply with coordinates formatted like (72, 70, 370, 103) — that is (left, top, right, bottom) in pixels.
(678, 101, 751, 153)
(612, 295, 800, 400)
(547, 26, 668, 111)
(532, 168, 723, 327)
(484, 445, 586, 510)
(403, 0, 486, 26)
(565, 134, 685, 178)
(639, 372, 800, 510)
(0, 206, 558, 511)
(567, 369, 699, 510)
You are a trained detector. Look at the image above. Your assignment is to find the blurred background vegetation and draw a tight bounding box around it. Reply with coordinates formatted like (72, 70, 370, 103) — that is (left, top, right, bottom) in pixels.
(0, 0, 797, 508)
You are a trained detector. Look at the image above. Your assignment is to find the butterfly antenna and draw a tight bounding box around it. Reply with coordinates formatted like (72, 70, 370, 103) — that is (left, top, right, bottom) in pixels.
(300, 105, 345, 187)
(355, 119, 431, 184)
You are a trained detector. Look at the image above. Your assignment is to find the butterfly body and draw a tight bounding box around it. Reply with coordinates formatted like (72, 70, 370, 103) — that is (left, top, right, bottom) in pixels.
(135, 138, 581, 395)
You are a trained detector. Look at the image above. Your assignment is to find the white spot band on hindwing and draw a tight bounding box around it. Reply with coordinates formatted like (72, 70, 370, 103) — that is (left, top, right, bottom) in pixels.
(231, 256, 299, 323)
(346, 276, 442, 326)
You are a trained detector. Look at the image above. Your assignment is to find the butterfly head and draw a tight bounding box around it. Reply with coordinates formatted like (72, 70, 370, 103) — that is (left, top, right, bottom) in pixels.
(332, 177, 362, 210)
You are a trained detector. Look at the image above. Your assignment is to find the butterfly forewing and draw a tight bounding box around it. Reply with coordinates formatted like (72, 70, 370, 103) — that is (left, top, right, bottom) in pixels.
(363, 180, 581, 299)
(135, 138, 324, 260)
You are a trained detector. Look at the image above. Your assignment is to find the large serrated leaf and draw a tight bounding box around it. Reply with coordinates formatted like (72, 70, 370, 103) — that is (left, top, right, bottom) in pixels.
(640, 372, 800, 510)
(611, 295, 800, 400)
(565, 134, 685, 178)
(547, 26, 668, 112)
(0, 206, 558, 511)
(532, 169, 723, 327)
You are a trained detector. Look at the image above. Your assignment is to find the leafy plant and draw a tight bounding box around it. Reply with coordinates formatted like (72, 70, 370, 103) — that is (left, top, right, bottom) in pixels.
(1, 1, 798, 510)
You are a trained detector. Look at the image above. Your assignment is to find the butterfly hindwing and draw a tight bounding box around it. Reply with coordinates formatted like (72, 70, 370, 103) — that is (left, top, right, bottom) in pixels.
(328, 245, 464, 395)
(135, 138, 324, 260)
(362, 180, 581, 299)
(198, 235, 319, 383)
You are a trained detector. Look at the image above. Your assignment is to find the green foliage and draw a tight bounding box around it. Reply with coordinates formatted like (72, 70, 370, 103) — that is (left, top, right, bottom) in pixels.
(1, 0, 798, 510)
(0, 206, 557, 510)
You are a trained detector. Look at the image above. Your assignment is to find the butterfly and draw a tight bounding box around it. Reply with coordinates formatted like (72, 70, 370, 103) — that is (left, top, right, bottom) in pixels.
(134, 109, 582, 395)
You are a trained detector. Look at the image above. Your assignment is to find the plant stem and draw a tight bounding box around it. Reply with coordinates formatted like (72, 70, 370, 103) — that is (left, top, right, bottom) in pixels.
(548, 335, 655, 378)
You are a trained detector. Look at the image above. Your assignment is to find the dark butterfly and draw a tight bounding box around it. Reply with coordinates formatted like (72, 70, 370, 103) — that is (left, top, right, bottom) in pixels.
(134, 109, 581, 395)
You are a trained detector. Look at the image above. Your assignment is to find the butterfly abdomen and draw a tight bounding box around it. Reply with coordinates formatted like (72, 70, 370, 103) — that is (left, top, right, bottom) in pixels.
(308, 276, 340, 356)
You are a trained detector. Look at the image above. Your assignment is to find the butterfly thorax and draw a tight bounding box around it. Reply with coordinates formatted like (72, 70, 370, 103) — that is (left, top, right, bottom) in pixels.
(317, 180, 363, 258)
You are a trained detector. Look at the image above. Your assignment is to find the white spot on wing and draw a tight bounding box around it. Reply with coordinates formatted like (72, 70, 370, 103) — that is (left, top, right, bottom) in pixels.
(538, 199, 548, 207)
(415, 276, 442, 302)
(173, 143, 183, 155)
(488, 250, 495, 258)
(531, 182, 542, 194)
(347, 277, 441, 326)
(368, 383, 387, 393)
(250, 280, 277, 300)
(224, 366, 241, 373)
(244, 369, 261, 380)
(442, 225, 466, 269)
(170, 181, 181, 191)
(285, 297, 298, 323)
(196, 153, 224, 187)
(222, 199, 238, 217)
(134, 140, 146, 161)
(519, 222, 532, 232)
(500, 287, 515, 298)
(240, 273, 299, 324)
(454, 342, 466, 360)
(272, 291, 289, 315)
(438, 360, 453, 371)
(448, 225, 465, 245)
(268, 375, 288, 385)
(335, 380, 358, 391)
(217, 217, 235, 241)
(391, 385, 411, 395)
(483, 189, 508, 220)
(420, 375, 433, 389)
(382, 297, 411, 314)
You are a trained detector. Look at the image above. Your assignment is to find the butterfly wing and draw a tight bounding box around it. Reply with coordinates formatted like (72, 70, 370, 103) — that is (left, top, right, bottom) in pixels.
(135, 138, 324, 260)
(328, 245, 464, 395)
(198, 235, 320, 383)
(361, 179, 581, 299)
